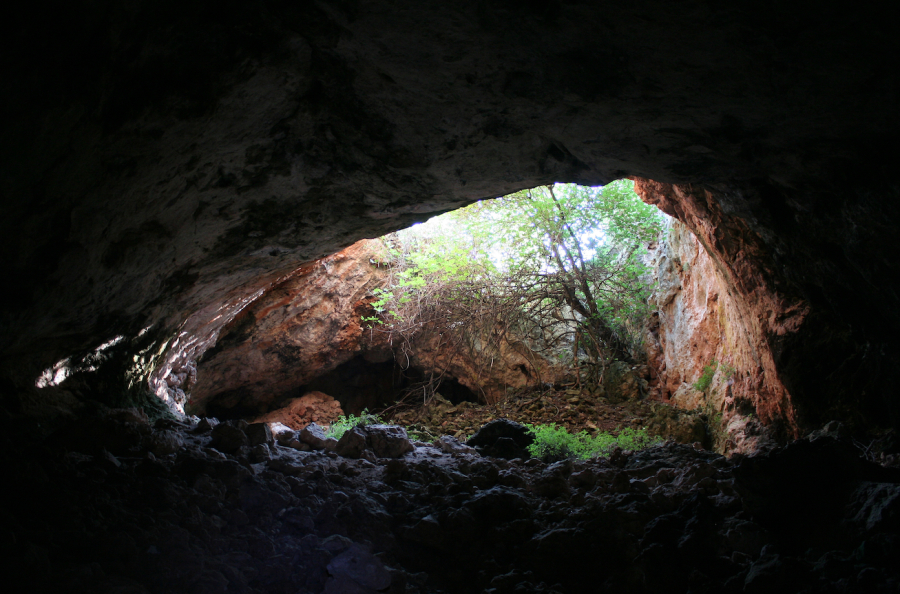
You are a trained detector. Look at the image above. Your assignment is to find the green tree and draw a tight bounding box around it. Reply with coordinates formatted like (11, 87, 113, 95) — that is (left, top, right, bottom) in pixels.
(368, 180, 663, 397)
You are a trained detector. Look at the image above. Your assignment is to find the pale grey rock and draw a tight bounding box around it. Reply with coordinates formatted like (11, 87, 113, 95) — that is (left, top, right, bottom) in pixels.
(300, 423, 339, 451)
(268, 422, 297, 445)
(435, 435, 477, 455)
(365, 425, 414, 459)
(335, 427, 368, 459)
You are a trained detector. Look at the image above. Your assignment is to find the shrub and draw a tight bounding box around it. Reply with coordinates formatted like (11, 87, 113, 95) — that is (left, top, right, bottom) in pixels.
(525, 423, 661, 460)
(325, 409, 383, 440)
(693, 360, 718, 392)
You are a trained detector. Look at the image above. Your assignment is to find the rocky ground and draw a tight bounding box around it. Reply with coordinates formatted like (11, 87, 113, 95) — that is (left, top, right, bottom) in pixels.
(388, 385, 708, 449)
(2, 404, 899, 594)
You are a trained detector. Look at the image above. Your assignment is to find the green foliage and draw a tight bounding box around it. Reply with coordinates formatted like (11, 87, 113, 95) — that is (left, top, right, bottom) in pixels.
(719, 361, 737, 379)
(369, 180, 666, 376)
(693, 360, 718, 392)
(525, 423, 661, 460)
(325, 409, 383, 440)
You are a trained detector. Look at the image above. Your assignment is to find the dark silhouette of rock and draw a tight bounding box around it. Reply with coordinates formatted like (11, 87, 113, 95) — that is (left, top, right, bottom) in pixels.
(467, 419, 534, 459)
(209, 420, 249, 454)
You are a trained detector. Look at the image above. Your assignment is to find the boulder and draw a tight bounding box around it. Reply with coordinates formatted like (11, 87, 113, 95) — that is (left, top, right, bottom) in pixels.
(248, 444, 272, 463)
(147, 430, 184, 456)
(268, 422, 297, 446)
(194, 417, 219, 434)
(434, 436, 477, 455)
(467, 419, 534, 460)
(246, 422, 274, 447)
(326, 543, 391, 591)
(300, 423, 339, 451)
(847, 482, 900, 535)
(365, 425, 414, 458)
(335, 427, 368, 459)
(209, 421, 249, 454)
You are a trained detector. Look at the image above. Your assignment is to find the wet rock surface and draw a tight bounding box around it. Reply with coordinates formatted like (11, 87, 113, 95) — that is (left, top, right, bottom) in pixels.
(4, 409, 899, 594)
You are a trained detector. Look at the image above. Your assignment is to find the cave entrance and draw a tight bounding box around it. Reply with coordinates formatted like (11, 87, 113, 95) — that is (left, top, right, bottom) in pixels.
(296, 354, 483, 417)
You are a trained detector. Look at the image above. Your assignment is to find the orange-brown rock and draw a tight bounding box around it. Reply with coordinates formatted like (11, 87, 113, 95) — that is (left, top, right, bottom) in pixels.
(251, 391, 344, 431)
(186, 237, 572, 414)
(186, 240, 390, 417)
(404, 325, 572, 405)
(637, 179, 808, 446)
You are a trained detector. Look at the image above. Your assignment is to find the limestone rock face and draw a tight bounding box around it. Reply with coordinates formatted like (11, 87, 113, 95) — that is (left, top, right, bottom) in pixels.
(403, 325, 573, 405)
(671, 383, 705, 411)
(188, 240, 387, 416)
(2, 2, 898, 434)
(183, 237, 569, 416)
(642, 213, 800, 450)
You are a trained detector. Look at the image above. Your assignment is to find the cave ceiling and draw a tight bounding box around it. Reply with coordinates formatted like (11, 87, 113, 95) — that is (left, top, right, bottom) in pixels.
(1, 1, 898, 425)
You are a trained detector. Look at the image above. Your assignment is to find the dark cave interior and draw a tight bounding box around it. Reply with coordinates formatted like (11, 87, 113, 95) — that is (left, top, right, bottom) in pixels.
(2, 1, 900, 592)
(204, 355, 484, 422)
(299, 357, 483, 415)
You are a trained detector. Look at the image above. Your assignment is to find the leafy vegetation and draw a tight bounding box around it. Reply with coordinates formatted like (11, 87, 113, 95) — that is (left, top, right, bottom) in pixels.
(719, 361, 737, 379)
(693, 360, 718, 392)
(325, 409, 383, 440)
(366, 180, 665, 400)
(525, 422, 661, 460)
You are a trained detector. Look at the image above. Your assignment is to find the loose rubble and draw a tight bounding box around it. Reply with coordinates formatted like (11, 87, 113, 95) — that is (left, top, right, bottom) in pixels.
(2, 407, 898, 594)
(392, 388, 709, 449)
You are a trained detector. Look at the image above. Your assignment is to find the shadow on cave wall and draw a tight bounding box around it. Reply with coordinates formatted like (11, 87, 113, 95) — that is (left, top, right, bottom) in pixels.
(300, 355, 482, 416)
(204, 354, 483, 421)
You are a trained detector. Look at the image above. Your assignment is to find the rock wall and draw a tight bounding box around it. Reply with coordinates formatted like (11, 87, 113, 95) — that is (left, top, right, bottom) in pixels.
(2, 1, 898, 433)
(186, 240, 391, 417)
(637, 180, 812, 450)
(186, 239, 571, 417)
(645, 218, 792, 453)
(404, 324, 572, 405)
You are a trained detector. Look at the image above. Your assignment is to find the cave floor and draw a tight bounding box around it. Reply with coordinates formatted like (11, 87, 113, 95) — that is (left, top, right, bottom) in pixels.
(387, 385, 703, 449)
(2, 409, 899, 594)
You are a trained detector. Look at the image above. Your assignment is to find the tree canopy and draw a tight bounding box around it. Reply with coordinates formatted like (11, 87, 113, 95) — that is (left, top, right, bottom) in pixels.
(369, 179, 664, 395)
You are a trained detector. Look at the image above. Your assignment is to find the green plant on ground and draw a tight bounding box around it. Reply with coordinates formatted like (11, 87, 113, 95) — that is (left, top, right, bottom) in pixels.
(325, 409, 383, 440)
(693, 360, 719, 392)
(525, 423, 661, 460)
